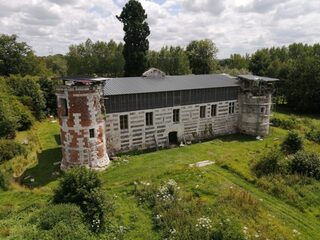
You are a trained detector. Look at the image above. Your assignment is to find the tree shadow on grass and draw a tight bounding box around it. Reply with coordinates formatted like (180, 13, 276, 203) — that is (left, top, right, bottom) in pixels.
(218, 133, 257, 143)
(21, 147, 62, 188)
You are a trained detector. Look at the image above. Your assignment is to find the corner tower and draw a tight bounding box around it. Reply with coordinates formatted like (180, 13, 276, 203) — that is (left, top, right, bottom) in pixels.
(56, 77, 110, 170)
(238, 75, 279, 137)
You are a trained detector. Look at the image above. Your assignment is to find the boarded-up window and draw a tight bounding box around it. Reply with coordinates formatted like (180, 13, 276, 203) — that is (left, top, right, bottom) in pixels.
(200, 106, 206, 118)
(120, 115, 128, 130)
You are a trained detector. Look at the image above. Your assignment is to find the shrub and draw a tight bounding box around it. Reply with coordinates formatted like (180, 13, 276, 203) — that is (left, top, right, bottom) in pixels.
(0, 171, 9, 190)
(0, 140, 26, 163)
(252, 149, 285, 177)
(52, 167, 112, 233)
(271, 117, 299, 130)
(0, 118, 16, 139)
(289, 151, 320, 180)
(281, 131, 303, 154)
(37, 204, 85, 230)
(305, 127, 320, 143)
(33, 204, 94, 240)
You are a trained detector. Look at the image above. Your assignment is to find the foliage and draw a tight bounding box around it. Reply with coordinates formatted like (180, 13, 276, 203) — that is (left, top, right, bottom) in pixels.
(38, 77, 61, 115)
(43, 54, 68, 76)
(0, 77, 34, 138)
(5, 75, 46, 119)
(249, 43, 320, 113)
(33, 204, 94, 240)
(220, 53, 250, 70)
(252, 149, 285, 177)
(186, 39, 218, 74)
(289, 151, 320, 180)
(0, 170, 9, 190)
(67, 39, 124, 77)
(53, 167, 112, 232)
(305, 127, 320, 143)
(281, 131, 303, 154)
(117, 0, 150, 77)
(271, 116, 299, 130)
(0, 140, 26, 163)
(212, 218, 246, 240)
(0, 34, 53, 76)
(37, 204, 85, 230)
(147, 46, 192, 75)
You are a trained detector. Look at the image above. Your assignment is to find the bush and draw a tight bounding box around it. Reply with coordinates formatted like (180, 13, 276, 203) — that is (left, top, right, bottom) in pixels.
(252, 149, 285, 177)
(0, 118, 16, 139)
(52, 167, 112, 233)
(305, 127, 320, 143)
(33, 204, 94, 240)
(0, 140, 26, 163)
(271, 117, 299, 130)
(289, 151, 320, 180)
(281, 131, 303, 154)
(37, 204, 84, 230)
(0, 171, 9, 190)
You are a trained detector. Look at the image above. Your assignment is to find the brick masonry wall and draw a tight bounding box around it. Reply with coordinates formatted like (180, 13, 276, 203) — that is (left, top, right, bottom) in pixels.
(56, 86, 110, 170)
(105, 100, 239, 155)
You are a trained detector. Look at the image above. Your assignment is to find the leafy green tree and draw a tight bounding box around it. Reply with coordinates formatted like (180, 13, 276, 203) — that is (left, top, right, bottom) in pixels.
(53, 167, 113, 233)
(5, 75, 46, 120)
(147, 46, 191, 75)
(228, 53, 250, 70)
(43, 54, 68, 76)
(117, 0, 150, 76)
(67, 39, 124, 76)
(186, 39, 218, 74)
(0, 34, 48, 76)
(0, 34, 32, 75)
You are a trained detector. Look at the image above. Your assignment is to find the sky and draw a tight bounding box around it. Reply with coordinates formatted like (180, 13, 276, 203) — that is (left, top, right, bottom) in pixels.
(0, 0, 319, 58)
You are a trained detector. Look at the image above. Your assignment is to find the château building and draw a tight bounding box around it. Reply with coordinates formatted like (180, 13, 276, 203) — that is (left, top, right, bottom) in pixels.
(56, 68, 278, 169)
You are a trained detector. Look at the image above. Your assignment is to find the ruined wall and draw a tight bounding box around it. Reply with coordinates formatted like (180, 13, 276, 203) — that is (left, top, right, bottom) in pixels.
(105, 100, 239, 155)
(56, 85, 110, 170)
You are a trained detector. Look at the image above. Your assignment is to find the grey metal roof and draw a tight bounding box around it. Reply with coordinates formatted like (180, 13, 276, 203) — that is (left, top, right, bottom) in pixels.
(238, 75, 279, 82)
(104, 74, 239, 96)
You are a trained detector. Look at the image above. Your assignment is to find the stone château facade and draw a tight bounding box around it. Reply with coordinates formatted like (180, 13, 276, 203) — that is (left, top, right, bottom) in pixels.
(56, 68, 278, 169)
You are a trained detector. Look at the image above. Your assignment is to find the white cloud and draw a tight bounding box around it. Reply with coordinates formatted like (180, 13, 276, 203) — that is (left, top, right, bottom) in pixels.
(0, 0, 319, 58)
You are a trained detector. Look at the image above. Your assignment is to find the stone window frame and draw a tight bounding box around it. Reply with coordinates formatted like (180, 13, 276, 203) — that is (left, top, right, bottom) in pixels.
(146, 112, 153, 126)
(120, 115, 129, 130)
(60, 98, 68, 117)
(200, 106, 206, 118)
(173, 109, 180, 123)
(89, 128, 95, 138)
(228, 102, 235, 114)
(211, 104, 217, 117)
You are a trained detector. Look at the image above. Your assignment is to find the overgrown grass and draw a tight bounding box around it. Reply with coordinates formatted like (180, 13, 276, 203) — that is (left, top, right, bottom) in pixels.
(1, 112, 320, 239)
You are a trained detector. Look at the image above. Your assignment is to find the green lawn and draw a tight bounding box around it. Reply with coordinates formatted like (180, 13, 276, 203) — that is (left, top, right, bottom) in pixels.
(1, 113, 320, 239)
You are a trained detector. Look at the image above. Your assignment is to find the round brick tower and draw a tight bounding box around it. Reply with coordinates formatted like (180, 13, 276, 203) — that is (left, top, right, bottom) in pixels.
(56, 78, 110, 170)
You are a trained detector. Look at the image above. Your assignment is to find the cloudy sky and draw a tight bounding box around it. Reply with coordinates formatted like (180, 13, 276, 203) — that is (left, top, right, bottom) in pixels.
(0, 0, 319, 58)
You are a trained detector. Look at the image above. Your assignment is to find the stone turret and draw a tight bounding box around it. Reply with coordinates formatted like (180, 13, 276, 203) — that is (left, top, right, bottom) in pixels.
(56, 77, 110, 170)
(238, 75, 279, 137)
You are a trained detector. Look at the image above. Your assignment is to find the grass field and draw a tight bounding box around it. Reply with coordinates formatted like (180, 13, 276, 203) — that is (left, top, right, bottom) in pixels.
(1, 112, 320, 239)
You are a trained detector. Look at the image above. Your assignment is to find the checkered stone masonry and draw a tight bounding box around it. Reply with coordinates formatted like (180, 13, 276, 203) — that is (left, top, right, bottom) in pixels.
(56, 85, 110, 170)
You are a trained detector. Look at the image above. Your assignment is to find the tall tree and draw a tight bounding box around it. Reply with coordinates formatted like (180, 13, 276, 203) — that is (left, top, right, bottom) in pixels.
(117, 0, 150, 77)
(0, 34, 41, 76)
(186, 39, 218, 74)
(147, 46, 191, 75)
